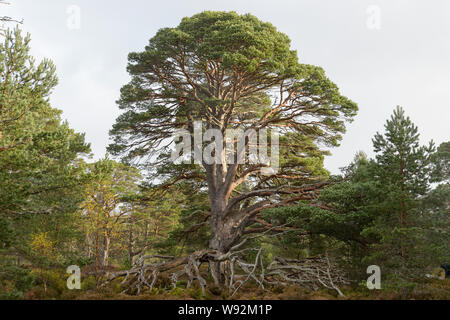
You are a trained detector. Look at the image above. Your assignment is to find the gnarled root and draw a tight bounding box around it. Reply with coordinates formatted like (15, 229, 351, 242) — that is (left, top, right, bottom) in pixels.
(265, 254, 349, 297)
(102, 249, 349, 297)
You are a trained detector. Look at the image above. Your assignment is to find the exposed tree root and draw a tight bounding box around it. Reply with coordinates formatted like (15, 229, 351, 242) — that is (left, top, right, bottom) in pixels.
(265, 255, 349, 296)
(102, 249, 349, 297)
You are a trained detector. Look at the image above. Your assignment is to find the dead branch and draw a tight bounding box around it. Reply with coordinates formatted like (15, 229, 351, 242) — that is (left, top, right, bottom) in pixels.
(0, 1, 23, 36)
(265, 254, 349, 296)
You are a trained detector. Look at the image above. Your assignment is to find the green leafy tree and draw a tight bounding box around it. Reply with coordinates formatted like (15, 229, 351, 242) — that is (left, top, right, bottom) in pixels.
(0, 28, 91, 217)
(156, 188, 211, 256)
(265, 107, 446, 284)
(421, 141, 450, 268)
(372, 106, 435, 231)
(263, 153, 380, 277)
(121, 190, 184, 264)
(0, 28, 90, 296)
(366, 107, 436, 281)
(431, 141, 450, 183)
(81, 158, 141, 269)
(108, 11, 357, 265)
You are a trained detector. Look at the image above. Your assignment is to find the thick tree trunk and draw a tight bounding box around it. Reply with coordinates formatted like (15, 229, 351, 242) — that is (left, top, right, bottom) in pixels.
(208, 189, 242, 284)
(208, 191, 236, 249)
(204, 131, 260, 283)
(209, 217, 237, 253)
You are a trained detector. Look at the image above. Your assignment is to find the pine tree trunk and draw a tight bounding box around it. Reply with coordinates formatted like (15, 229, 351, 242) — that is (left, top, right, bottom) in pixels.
(128, 227, 134, 265)
(208, 191, 240, 284)
(103, 231, 111, 267)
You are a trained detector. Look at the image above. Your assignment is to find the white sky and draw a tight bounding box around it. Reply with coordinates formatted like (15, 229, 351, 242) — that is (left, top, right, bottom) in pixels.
(3, 0, 449, 174)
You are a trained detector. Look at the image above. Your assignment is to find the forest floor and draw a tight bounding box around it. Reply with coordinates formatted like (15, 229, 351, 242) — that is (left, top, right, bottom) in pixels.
(20, 267, 450, 300)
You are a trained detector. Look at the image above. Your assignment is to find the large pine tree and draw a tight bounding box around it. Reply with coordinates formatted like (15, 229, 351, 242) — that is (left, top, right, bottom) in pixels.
(108, 12, 358, 266)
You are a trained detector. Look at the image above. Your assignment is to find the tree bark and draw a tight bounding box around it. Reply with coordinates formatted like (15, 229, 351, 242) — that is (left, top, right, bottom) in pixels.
(103, 230, 111, 267)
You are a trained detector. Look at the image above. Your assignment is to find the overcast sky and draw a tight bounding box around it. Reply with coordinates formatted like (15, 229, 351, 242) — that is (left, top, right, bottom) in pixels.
(3, 0, 449, 173)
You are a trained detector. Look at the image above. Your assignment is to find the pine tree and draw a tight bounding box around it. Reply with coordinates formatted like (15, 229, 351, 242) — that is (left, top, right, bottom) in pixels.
(372, 106, 435, 227)
(81, 158, 141, 269)
(0, 28, 91, 217)
(264, 107, 444, 285)
(108, 11, 358, 272)
(0, 28, 90, 297)
(368, 106, 436, 282)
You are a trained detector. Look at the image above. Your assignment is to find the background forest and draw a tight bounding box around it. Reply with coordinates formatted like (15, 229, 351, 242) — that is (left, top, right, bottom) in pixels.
(0, 10, 449, 300)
